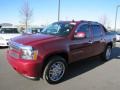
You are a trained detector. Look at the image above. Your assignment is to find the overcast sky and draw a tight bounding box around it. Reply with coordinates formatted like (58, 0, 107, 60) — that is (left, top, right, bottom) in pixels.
(0, 0, 120, 28)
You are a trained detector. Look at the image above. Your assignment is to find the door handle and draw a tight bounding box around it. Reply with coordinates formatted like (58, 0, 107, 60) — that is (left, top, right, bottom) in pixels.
(100, 38, 105, 42)
(88, 41, 93, 44)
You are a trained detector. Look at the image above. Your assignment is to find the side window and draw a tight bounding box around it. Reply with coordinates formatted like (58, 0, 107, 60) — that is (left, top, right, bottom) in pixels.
(75, 24, 90, 38)
(91, 25, 102, 37)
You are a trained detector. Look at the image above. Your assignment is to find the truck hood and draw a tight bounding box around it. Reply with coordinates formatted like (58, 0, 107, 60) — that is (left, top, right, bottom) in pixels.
(12, 34, 63, 45)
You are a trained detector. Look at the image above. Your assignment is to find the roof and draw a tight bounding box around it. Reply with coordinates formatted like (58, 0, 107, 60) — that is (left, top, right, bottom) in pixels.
(56, 20, 100, 24)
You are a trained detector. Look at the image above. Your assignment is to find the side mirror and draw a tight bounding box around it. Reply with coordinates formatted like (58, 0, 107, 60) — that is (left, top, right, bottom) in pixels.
(74, 32, 86, 39)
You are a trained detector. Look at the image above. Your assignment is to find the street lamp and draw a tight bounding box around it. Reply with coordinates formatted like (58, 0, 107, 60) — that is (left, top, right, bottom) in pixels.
(58, 0, 60, 21)
(114, 5, 120, 31)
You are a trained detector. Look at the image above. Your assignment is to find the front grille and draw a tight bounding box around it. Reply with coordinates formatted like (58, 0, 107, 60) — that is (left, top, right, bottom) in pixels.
(9, 50, 19, 59)
(9, 41, 20, 51)
(8, 41, 21, 59)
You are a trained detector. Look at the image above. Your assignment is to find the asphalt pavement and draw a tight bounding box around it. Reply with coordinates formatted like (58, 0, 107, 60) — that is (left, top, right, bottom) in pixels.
(0, 43, 120, 90)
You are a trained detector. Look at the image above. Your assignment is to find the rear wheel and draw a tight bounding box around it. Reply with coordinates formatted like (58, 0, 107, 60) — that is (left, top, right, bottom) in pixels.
(101, 46, 112, 61)
(43, 56, 67, 84)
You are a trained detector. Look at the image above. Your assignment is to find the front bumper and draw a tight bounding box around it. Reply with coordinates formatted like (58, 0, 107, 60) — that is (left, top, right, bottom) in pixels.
(6, 50, 42, 79)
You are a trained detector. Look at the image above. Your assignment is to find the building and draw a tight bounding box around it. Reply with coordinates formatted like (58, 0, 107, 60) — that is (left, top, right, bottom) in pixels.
(0, 23, 13, 28)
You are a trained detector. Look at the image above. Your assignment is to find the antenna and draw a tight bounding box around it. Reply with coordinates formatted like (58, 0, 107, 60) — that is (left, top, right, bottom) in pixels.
(72, 19, 75, 22)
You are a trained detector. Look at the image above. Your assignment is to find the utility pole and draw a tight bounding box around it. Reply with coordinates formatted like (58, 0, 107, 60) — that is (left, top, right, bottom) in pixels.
(58, 0, 60, 21)
(114, 5, 120, 31)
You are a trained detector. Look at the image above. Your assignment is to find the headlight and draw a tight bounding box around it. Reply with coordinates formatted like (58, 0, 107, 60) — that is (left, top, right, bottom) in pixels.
(21, 46, 38, 60)
(0, 37, 4, 40)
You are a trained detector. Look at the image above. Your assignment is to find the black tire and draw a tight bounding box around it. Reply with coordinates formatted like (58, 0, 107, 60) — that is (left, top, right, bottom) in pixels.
(43, 56, 67, 84)
(101, 45, 112, 61)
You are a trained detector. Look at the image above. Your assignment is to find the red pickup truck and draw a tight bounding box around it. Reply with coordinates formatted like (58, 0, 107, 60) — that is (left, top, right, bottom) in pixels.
(7, 20, 115, 84)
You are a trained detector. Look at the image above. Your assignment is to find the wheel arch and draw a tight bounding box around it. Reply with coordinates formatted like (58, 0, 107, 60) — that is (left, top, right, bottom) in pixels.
(41, 51, 68, 77)
(107, 42, 113, 47)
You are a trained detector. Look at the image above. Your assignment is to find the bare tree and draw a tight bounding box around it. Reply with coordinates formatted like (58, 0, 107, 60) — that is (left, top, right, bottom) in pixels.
(20, 0, 32, 30)
(99, 15, 111, 29)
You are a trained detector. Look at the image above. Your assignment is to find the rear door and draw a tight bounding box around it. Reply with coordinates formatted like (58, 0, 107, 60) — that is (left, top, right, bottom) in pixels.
(90, 24, 105, 55)
(69, 23, 93, 62)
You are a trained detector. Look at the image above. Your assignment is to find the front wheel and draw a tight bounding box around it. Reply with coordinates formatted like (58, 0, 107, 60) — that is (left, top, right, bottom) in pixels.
(101, 46, 112, 61)
(43, 56, 67, 84)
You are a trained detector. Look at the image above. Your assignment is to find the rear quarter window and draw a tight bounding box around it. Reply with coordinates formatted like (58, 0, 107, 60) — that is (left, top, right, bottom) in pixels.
(91, 25, 102, 37)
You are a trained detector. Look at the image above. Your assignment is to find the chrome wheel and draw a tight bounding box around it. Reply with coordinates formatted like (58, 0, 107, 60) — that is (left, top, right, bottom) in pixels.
(105, 46, 111, 60)
(43, 56, 67, 84)
(48, 62, 65, 82)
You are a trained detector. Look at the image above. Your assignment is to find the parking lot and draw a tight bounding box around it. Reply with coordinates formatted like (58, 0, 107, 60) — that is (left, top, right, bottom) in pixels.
(0, 43, 120, 90)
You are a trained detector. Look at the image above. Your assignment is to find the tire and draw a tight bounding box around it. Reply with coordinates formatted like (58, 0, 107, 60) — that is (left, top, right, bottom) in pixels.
(43, 56, 67, 84)
(101, 45, 112, 61)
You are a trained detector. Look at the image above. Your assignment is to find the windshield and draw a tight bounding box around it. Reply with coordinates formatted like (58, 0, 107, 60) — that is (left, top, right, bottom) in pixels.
(0, 28, 19, 34)
(41, 22, 75, 36)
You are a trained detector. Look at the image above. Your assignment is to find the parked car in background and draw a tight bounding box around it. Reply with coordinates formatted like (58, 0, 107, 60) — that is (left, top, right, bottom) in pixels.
(7, 20, 115, 84)
(110, 31, 120, 42)
(24, 28, 43, 34)
(114, 31, 120, 42)
(0, 28, 21, 46)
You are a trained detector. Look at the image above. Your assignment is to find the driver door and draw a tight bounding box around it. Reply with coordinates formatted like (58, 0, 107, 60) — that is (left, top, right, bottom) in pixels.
(69, 23, 93, 63)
